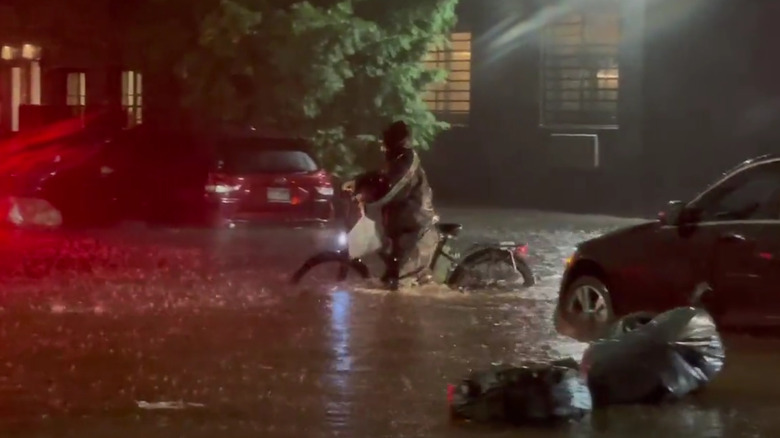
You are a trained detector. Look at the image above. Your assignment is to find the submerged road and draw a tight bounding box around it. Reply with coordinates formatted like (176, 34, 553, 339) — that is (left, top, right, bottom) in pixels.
(0, 208, 777, 437)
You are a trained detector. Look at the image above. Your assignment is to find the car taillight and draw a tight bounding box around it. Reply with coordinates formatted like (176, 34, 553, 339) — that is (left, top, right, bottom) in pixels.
(315, 186, 334, 196)
(515, 244, 529, 257)
(205, 173, 241, 194)
(313, 171, 334, 196)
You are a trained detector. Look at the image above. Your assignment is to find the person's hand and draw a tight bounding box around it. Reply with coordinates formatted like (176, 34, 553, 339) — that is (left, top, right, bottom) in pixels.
(342, 180, 356, 192)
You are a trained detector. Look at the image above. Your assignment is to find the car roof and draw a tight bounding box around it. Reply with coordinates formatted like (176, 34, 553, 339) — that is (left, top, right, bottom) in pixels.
(688, 154, 780, 205)
(730, 154, 780, 171)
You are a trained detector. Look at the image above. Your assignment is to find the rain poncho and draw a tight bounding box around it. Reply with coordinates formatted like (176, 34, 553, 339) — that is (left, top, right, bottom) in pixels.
(448, 359, 592, 425)
(348, 149, 438, 280)
(581, 307, 725, 406)
(370, 149, 437, 280)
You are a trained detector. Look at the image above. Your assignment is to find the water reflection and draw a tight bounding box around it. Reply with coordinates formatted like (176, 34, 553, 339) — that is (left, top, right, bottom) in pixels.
(325, 290, 353, 428)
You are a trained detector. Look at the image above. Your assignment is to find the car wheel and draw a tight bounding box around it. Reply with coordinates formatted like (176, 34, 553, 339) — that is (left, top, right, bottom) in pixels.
(557, 275, 615, 340)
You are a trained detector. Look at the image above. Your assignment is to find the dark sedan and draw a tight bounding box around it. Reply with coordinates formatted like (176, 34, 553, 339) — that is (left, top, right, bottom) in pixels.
(200, 139, 336, 226)
(556, 155, 780, 339)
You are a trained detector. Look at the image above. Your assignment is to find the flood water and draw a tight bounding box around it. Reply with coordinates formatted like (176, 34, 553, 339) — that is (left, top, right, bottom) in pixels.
(0, 208, 778, 437)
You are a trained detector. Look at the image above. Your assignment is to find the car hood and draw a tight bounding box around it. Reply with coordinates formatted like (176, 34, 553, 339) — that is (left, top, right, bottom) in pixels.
(578, 220, 659, 253)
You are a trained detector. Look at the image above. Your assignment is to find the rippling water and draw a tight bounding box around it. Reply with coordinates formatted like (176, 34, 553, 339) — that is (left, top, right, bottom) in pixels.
(0, 208, 778, 437)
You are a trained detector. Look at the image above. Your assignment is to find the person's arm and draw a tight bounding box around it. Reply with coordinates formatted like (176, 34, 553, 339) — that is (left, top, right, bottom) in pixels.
(367, 150, 419, 207)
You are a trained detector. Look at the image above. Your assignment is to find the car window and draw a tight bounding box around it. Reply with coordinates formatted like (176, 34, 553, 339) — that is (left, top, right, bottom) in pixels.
(217, 138, 318, 174)
(221, 150, 317, 174)
(695, 162, 780, 221)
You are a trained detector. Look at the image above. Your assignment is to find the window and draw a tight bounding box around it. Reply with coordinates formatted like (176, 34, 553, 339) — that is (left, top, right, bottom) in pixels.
(423, 32, 471, 126)
(695, 163, 780, 221)
(0, 46, 13, 60)
(122, 70, 142, 127)
(10, 62, 41, 131)
(66, 72, 86, 106)
(224, 150, 318, 174)
(540, 5, 620, 127)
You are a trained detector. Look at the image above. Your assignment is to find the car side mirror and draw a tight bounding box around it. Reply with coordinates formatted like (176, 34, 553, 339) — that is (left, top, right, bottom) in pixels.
(658, 200, 687, 226)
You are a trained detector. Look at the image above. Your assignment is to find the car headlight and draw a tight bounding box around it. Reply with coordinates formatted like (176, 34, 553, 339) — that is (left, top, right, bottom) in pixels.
(336, 231, 348, 247)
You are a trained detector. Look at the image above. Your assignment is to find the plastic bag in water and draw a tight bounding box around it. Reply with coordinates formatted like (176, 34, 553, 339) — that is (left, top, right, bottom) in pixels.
(0, 196, 62, 228)
(581, 306, 725, 406)
(448, 359, 592, 426)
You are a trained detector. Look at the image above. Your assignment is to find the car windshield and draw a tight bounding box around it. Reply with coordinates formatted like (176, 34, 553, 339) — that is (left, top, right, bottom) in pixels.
(218, 139, 318, 174)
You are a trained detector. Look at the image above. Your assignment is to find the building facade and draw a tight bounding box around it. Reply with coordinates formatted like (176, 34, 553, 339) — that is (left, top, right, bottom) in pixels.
(422, 0, 775, 216)
(0, 0, 140, 137)
(0, 41, 142, 137)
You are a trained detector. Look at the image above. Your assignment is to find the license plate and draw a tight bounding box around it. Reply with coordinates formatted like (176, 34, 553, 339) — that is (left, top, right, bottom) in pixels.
(267, 187, 290, 203)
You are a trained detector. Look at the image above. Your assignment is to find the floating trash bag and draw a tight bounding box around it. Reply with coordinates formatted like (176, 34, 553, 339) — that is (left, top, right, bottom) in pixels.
(581, 306, 725, 406)
(0, 196, 62, 228)
(448, 359, 592, 426)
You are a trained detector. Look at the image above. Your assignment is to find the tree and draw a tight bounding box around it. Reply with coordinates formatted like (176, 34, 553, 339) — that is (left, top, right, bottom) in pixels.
(124, 0, 458, 175)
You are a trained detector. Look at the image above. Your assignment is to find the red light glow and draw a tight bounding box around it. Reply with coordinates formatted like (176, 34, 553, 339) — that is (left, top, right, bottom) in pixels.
(0, 111, 106, 177)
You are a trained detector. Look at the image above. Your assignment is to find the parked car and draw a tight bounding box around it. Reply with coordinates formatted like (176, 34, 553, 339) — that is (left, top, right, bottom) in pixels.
(0, 122, 337, 227)
(555, 155, 780, 339)
(198, 136, 336, 226)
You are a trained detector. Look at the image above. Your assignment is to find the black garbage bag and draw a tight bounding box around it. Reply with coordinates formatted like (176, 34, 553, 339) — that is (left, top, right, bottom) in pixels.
(581, 306, 725, 406)
(448, 359, 592, 426)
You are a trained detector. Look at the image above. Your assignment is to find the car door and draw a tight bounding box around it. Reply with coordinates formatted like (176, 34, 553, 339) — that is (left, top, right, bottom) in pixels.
(750, 222, 780, 326)
(687, 160, 780, 327)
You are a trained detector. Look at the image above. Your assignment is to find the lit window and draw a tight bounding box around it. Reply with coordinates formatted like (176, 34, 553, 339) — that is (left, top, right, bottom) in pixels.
(1, 45, 14, 60)
(122, 71, 143, 127)
(540, 6, 620, 127)
(66, 72, 86, 106)
(9, 62, 42, 131)
(423, 32, 471, 126)
(20, 44, 41, 60)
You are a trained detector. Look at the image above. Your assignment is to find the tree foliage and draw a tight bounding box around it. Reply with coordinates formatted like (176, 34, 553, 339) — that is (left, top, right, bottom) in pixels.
(123, 0, 459, 175)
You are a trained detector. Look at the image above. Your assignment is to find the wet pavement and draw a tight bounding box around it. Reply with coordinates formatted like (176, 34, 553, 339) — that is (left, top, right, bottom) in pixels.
(0, 208, 779, 437)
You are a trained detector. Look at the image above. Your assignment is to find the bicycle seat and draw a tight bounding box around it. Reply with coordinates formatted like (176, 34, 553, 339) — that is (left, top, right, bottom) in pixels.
(436, 222, 462, 237)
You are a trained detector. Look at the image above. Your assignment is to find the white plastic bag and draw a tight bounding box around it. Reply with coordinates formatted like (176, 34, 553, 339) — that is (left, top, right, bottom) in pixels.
(347, 214, 383, 259)
(0, 196, 62, 228)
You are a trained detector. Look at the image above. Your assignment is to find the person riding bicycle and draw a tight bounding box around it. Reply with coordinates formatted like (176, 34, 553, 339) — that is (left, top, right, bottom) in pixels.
(344, 121, 439, 290)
